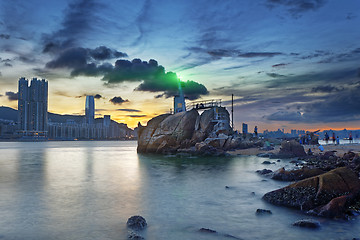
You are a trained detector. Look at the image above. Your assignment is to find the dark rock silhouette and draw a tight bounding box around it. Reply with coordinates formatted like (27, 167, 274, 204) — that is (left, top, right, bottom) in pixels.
(278, 140, 306, 158)
(293, 219, 320, 228)
(127, 216, 147, 230)
(263, 167, 360, 218)
(137, 107, 262, 155)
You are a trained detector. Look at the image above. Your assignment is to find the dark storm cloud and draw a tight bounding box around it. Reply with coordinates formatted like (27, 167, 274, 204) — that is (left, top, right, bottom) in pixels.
(88, 46, 127, 60)
(272, 63, 288, 68)
(300, 50, 331, 60)
(74, 93, 103, 99)
(265, 68, 358, 89)
(189, 47, 283, 59)
(239, 52, 283, 58)
(266, 111, 303, 121)
(266, 73, 286, 78)
(5, 91, 18, 101)
(311, 85, 342, 93)
(70, 58, 208, 100)
(128, 115, 147, 118)
(117, 109, 142, 113)
(0, 34, 10, 39)
(94, 94, 102, 99)
(317, 47, 360, 64)
(46, 46, 127, 69)
(266, 86, 360, 123)
(42, 0, 102, 53)
(54, 91, 73, 97)
(132, 0, 152, 46)
(109, 96, 129, 105)
(265, 0, 327, 17)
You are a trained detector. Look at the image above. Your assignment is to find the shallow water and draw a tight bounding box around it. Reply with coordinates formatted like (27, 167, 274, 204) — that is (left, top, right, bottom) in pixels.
(0, 141, 359, 240)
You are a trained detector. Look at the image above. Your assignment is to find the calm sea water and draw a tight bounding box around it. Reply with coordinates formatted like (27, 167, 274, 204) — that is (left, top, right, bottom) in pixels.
(0, 141, 359, 240)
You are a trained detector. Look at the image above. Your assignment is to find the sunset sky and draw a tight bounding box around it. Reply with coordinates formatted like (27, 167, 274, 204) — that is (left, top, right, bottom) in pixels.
(0, 0, 359, 131)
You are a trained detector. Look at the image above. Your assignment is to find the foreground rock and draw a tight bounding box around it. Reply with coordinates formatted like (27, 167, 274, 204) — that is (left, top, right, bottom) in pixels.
(127, 216, 147, 230)
(256, 209, 272, 215)
(137, 107, 262, 155)
(263, 167, 360, 218)
(277, 140, 307, 158)
(271, 167, 325, 181)
(293, 219, 320, 228)
(198, 228, 242, 239)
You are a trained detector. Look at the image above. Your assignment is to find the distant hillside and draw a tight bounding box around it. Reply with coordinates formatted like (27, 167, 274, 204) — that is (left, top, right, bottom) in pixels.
(0, 106, 17, 121)
(0, 106, 132, 130)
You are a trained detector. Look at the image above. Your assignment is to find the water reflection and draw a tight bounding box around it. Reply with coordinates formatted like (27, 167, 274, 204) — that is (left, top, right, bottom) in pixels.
(0, 141, 360, 240)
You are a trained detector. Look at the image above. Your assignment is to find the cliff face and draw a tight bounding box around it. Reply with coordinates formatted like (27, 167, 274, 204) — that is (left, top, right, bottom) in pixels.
(137, 107, 257, 154)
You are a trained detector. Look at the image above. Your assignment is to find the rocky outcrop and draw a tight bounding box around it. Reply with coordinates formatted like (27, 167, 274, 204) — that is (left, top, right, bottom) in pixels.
(127, 215, 147, 230)
(293, 219, 320, 228)
(271, 167, 325, 181)
(277, 140, 306, 158)
(137, 107, 258, 155)
(263, 167, 360, 218)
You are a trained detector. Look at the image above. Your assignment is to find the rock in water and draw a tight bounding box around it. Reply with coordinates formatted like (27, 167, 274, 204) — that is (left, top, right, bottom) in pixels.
(293, 219, 320, 228)
(127, 230, 145, 239)
(278, 140, 306, 158)
(271, 167, 325, 181)
(198, 228, 217, 233)
(127, 216, 147, 230)
(263, 167, 360, 218)
(256, 209, 272, 214)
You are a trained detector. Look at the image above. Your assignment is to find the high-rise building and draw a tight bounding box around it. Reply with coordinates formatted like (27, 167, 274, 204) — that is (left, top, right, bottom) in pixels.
(18, 77, 48, 136)
(103, 115, 111, 127)
(85, 95, 95, 124)
(242, 123, 248, 134)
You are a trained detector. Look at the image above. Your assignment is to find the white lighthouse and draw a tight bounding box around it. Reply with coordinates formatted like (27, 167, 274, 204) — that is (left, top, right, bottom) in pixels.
(173, 79, 186, 113)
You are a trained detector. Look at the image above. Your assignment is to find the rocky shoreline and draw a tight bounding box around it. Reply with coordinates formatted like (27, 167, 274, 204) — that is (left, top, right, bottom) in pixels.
(137, 107, 262, 156)
(137, 109, 360, 220)
(255, 140, 360, 219)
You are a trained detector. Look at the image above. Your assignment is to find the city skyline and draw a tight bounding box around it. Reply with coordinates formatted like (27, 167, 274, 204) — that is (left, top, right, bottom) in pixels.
(1, 0, 360, 131)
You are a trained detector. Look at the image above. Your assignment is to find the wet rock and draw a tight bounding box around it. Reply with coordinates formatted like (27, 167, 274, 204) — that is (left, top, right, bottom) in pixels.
(343, 151, 356, 161)
(308, 195, 349, 218)
(127, 230, 145, 239)
(320, 151, 337, 160)
(263, 167, 360, 218)
(262, 160, 271, 164)
(257, 153, 271, 158)
(293, 219, 320, 228)
(278, 140, 307, 158)
(127, 216, 147, 230)
(256, 169, 273, 175)
(199, 228, 217, 233)
(256, 209, 272, 214)
(271, 167, 325, 181)
(198, 228, 242, 239)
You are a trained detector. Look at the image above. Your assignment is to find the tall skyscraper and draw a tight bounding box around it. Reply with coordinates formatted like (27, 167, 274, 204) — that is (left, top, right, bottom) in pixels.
(18, 77, 48, 135)
(85, 96, 95, 124)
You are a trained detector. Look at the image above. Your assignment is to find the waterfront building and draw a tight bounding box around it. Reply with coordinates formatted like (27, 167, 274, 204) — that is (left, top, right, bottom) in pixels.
(17, 77, 48, 137)
(242, 123, 248, 134)
(103, 115, 111, 127)
(85, 96, 95, 124)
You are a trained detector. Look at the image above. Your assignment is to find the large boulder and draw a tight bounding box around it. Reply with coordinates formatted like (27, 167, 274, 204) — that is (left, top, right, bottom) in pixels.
(263, 167, 360, 217)
(137, 107, 235, 154)
(278, 140, 306, 158)
(271, 167, 325, 181)
(192, 107, 231, 143)
(137, 114, 171, 153)
(137, 110, 198, 153)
